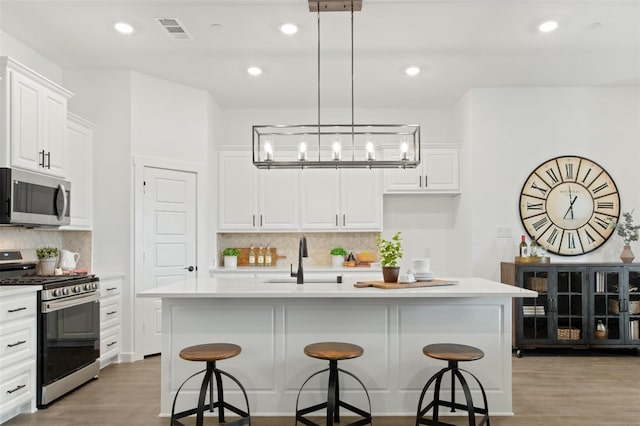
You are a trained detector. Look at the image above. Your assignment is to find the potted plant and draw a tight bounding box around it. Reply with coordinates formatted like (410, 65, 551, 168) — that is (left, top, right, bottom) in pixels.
(36, 246, 59, 275)
(376, 231, 403, 283)
(612, 210, 640, 263)
(330, 247, 347, 268)
(222, 248, 240, 269)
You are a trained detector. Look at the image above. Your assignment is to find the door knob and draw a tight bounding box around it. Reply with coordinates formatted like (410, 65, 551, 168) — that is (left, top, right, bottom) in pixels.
(185, 266, 195, 272)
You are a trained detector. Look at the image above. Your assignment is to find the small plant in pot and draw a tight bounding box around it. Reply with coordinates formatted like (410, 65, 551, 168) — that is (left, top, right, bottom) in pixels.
(36, 246, 59, 275)
(222, 248, 240, 269)
(330, 247, 347, 268)
(376, 232, 403, 283)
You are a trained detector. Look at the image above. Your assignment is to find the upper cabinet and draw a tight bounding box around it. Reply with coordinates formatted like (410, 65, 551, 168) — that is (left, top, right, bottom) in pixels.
(217, 150, 382, 232)
(299, 169, 382, 231)
(383, 145, 460, 194)
(0, 57, 73, 177)
(63, 113, 94, 229)
(217, 150, 298, 231)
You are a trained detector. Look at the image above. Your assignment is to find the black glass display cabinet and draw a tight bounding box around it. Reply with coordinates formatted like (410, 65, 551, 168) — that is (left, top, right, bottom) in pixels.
(501, 263, 640, 356)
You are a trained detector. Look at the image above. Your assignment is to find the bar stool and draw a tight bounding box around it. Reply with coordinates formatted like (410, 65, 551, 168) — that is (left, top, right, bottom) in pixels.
(171, 343, 250, 426)
(295, 342, 372, 426)
(416, 343, 490, 426)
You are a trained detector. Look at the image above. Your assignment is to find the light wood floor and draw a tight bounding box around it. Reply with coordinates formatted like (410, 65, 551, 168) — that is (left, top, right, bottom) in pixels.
(5, 350, 640, 425)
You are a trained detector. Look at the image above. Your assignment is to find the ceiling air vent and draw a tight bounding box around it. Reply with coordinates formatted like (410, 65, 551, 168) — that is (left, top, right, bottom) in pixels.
(156, 18, 192, 40)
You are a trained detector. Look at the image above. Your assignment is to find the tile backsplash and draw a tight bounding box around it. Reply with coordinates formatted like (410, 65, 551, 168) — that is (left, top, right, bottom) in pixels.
(0, 228, 92, 270)
(217, 232, 378, 267)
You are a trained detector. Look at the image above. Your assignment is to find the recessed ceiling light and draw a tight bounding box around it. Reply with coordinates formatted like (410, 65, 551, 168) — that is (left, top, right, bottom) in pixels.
(114, 22, 134, 34)
(538, 20, 559, 33)
(280, 23, 298, 35)
(405, 66, 420, 76)
(247, 67, 262, 76)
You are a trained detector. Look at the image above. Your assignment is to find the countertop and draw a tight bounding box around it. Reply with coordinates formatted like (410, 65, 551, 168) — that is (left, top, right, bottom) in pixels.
(209, 266, 382, 273)
(138, 276, 536, 299)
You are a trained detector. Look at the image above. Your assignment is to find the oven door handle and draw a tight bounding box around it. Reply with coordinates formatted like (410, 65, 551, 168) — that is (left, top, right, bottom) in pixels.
(41, 292, 99, 313)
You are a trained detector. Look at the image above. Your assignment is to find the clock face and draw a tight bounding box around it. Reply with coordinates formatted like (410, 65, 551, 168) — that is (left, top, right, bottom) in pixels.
(519, 156, 620, 256)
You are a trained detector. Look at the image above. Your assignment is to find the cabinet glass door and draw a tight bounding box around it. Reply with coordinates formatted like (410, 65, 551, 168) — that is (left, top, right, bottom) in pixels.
(519, 269, 549, 343)
(627, 268, 640, 343)
(554, 269, 586, 344)
(590, 268, 623, 344)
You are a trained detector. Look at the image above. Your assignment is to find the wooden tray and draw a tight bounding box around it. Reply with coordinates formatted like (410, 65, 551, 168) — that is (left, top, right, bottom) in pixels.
(236, 247, 286, 267)
(354, 279, 458, 289)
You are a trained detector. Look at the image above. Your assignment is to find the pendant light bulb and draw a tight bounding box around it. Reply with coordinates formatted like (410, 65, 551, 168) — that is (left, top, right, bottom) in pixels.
(332, 140, 342, 161)
(400, 140, 409, 161)
(365, 141, 375, 161)
(264, 141, 273, 161)
(298, 141, 307, 161)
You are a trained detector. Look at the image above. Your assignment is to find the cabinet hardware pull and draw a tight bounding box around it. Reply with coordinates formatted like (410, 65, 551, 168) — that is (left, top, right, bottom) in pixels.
(107, 341, 117, 347)
(335, 214, 338, 226)
(343, 214, 346, 226)
(46, 151, 51, 169)
(106, 287, 117, 291)
(7, 307, 27, 313)
(425, 175, 428, 188)
(39, 150, 45, 167)
(7, 384, 26, 394)
(106, 311, 117, 315)
(260, 214, 263, 227)
(7, 340, 26, 348)
(419, 176, 422, 188)
(252, 214, 255, 227)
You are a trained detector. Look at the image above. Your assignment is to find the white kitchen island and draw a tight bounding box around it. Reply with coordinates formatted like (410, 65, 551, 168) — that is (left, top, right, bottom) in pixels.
(138, 276, 536, 418)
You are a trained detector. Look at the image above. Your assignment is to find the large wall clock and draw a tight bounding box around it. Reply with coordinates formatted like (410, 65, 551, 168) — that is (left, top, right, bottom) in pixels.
(519, 155, 620, 256)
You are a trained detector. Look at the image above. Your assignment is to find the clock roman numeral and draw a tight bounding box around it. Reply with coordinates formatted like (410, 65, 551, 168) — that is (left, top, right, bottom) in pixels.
(594, 216, 609, 230)
(564, 163, 574, 180)
(545, 169, 559, 185)
(530, 182, 547, 196)
(592, 182, 609, 194)
(597, 201, 614, 210)
(532, 217, 549, 231)
(527, 202, 543, 211)
(546, 228, 559, 245)
(581, 168, 592, 184)
(567, 233, 576, 249)
(584, 229, 596, 244)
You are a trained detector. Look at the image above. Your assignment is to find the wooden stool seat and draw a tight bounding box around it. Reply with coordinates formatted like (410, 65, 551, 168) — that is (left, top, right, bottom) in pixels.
(423, 343, 484, 363)
(180, 343, 241, 362)
(303, 341, 364, 361)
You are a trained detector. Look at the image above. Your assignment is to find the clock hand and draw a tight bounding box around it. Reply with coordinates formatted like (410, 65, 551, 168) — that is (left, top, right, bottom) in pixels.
(563, 195, 578, 219)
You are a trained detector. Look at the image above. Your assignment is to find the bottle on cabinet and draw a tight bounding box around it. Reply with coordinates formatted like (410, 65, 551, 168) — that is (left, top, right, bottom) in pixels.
(529, 238, 539, 257)
(249, 246, 256, 267)
(265, 244, 272, 267)
(519, 235, 529, 257)
(257, 245, 265, 267)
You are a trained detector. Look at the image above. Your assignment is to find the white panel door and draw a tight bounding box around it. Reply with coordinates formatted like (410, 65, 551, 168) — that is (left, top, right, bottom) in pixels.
(299, 169, 340, 230)
(340, 169, 382, 230)
(217, 151, 258, 230)
(423, 148, 459, 192)
(41, 88, 67, 176)
(10, 71, 41, 172)
(64, 114, 93, 228)
(382, 148, 421, 192)
(143, 167, 197, 356)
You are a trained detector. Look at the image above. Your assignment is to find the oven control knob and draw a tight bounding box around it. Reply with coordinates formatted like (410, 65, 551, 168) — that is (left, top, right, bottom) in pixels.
(53, 289, 62, 297)
(63, 288, 70, 295)
(92, 283, 98, 290)
(84, 284, 91, 290)
(73, 286, 81, 293)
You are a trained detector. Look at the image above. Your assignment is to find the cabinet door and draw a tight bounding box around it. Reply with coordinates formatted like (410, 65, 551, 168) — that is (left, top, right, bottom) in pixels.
(9, 71, 41, 172)
(217, 151, 258, 230)
(300, 169, 340, 230)
(259, 167, 299, 230)
(552, 267, 587, 345)
(423, 148, 459, 192)
(382, 148, 421, 192)
(64, 114, 93, 229)
(517, 268, 551, 346)
(41, 88, 67, 176)
(340, 169, 382, 230)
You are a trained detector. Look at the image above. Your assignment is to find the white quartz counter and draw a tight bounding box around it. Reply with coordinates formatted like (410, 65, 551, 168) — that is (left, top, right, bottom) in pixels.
(0, 285, 42, 298)
(138, 276, 535, 299)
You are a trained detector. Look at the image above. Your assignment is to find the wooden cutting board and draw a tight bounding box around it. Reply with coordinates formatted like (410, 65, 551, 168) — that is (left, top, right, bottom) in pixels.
(354, 279, 458, 289)
(236, 247, 286, 267)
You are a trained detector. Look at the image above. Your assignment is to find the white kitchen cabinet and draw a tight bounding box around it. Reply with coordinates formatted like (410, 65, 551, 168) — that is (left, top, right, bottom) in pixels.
(99, 275, 123, 369)
(0, 57, 73, 177)
(300, 168, 382, 231)
(0, 290, 37, 424)
(63, 113, 94, 229)
(383, 146, 460, 194)
(217, 150, 298, 231)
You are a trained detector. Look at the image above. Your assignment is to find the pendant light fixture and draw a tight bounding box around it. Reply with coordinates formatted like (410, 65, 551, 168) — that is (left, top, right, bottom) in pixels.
(252, 0, 421, 169)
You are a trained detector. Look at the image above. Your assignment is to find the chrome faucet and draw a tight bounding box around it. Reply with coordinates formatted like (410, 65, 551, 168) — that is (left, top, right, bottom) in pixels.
(290, 236, 308, 284)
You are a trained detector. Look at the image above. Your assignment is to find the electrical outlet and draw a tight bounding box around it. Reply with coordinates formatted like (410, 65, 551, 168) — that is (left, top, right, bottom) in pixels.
(496, 227, 512, 238)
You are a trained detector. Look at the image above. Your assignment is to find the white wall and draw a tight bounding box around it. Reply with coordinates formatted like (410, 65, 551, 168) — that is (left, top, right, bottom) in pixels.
(461, 87, 640, 280)
(0, 29, 63, 84)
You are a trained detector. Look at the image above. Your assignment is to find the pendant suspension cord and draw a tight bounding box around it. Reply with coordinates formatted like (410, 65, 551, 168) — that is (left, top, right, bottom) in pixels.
(317, 2, 321, 155)
(351, 1, 355, 159)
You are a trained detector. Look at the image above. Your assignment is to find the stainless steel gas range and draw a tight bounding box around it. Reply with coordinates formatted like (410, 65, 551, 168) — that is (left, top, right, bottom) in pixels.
(0, 249, 100, 407)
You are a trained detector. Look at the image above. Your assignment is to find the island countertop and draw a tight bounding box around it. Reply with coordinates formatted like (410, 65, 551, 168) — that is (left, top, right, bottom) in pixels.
(137, 276, 536, 299)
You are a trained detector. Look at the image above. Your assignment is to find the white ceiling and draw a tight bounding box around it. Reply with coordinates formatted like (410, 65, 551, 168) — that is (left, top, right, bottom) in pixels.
(1, 0, 639, 108)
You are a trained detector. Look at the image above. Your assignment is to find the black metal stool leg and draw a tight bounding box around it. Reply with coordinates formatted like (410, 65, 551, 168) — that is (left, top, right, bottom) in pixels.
(449, 361, 457, 413)
(196, 362, 215, 426)
(213, 363, 226, 423)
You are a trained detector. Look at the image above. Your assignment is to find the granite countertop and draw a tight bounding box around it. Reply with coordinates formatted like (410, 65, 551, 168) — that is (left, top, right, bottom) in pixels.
(138, 276, 537, 299)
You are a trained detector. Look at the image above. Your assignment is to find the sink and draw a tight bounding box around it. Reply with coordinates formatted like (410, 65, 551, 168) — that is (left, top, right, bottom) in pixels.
(261, 277, 342, 284)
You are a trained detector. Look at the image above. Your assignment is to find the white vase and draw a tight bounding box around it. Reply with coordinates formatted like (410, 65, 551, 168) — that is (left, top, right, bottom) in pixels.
(224, 256, 238, 269)
(331, 255, 345, 268)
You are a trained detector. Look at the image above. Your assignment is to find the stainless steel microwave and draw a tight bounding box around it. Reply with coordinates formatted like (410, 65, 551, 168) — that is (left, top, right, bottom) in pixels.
(0, 168, 71, 227)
